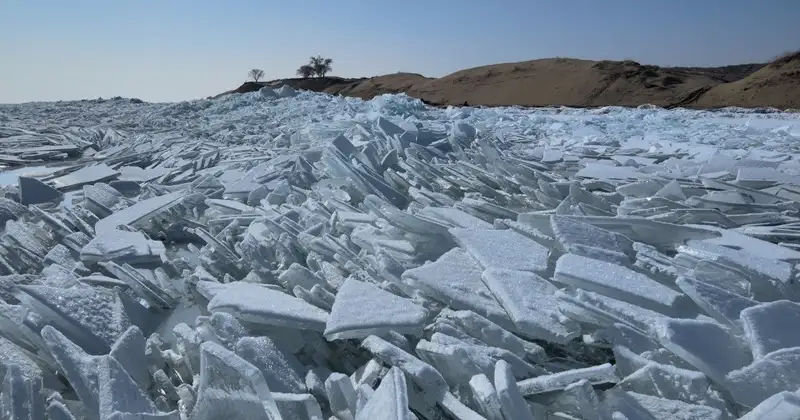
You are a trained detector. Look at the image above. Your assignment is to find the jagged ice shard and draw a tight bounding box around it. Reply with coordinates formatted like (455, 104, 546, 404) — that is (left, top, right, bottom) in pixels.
(0, 89, 799, 419)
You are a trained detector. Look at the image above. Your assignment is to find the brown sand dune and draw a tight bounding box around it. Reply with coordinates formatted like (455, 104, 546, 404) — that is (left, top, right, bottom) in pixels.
(695, 52, 800, 109)
(218, 54, 799, 109)
(395, 58, 719, 107)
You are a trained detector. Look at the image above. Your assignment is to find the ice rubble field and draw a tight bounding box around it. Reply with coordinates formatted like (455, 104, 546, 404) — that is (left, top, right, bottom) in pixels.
(2, 87, 800, 420)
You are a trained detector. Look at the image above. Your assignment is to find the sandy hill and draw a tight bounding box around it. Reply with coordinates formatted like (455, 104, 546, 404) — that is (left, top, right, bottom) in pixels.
(695, 52, 800, 109)
(218, 55, 799, 109)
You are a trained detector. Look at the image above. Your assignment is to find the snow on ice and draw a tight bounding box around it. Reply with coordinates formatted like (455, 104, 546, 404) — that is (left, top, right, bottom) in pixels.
(0, 89, 800, 419)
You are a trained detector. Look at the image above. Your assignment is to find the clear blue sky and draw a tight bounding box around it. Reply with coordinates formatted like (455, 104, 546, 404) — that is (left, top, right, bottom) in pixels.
(1, 0, 797, 104)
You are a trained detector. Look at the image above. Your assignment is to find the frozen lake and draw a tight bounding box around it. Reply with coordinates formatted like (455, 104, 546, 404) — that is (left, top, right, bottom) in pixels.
(1, 89, 800, 419)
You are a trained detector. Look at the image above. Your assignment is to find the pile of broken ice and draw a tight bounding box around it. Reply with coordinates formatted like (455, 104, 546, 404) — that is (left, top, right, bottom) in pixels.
(1, 88, 800, 419)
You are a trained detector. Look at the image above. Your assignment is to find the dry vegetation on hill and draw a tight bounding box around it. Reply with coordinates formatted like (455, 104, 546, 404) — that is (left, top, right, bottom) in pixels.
(218, 53, 800, 110)
(695, 51, 800, 109)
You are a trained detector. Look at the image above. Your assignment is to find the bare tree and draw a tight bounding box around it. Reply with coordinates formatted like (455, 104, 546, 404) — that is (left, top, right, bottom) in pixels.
(296, 65, 315, 78)
(248, 69, 265, 83)
(308, 56, 333, 77)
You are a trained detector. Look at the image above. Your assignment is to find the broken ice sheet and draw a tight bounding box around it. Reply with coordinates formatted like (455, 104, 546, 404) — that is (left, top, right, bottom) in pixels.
(495, 359, 535, 420)
(360, 335, 448, 396)
(355, 366, 411, 420)
(738, 390, 800, 420)
(1, 364, 46, 420)
(324, 277, 428, 340)
(80, 229, 166, 266)
(675, 276, 758, 329)
(616, 360, 729, 413)
(17, 284, 133, 355)
(655, 317, 752, 386)
(740, 300, 800, 359)
(5, 79, 800, 420)
(725, 347, 800, 408)
(235, 336, 306, 394)
(605, 390, 724, 420)
(449, 227, 549, 273)
(18, 176, 63, 206)
(679, 239, 795, 300)
(550, 214, 634, 260)
(554, 253, 692, 316)
(191, 341, 282, 420)
(401, 247, 513, 329)
(94, 189, 186, 234)
(416, 206, 492, 230)
(205, 281, 329, 332)
(273, 393, 324, 420)
(97, 356, 179, 419)
(481, 268, 579, 344)
(516, 363, 619, 396)
(40, 325, 103, 417)
(51, 163, 120, 191)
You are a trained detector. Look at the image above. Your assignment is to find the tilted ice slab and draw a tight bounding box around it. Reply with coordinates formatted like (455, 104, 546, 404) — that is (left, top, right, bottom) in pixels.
(94, 190, 186, 234)
(480, 268, 579, 344)
(554, 253, 692, 316)
(401, 247, 514, 329)
(449, 227, 549, 274)
(1, 90, 800, 418)
(323, 277, 428, 340)
(203, 281, 329, 332)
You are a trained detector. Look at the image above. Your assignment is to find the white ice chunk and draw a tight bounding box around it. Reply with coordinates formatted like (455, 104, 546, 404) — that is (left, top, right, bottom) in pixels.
(563, 379, 610, 420)
(606, 390, 723, 420)
(51, 163, 119, 190)
(559, 288, 670, 337)
(701, 226, 800, 262)
(109, 326, 150, 391)
(736, 166, 799, 188)
(416, 337, 545, 386)
(1, 364, 45, 420)
(325, 372, 358, 420)
(272, 393, 324, 420)
(481, 268, 579, 344)
(18, 176, 63, 205)
(468, 374, 504, 420)
(324, 278, 427, 340)
(655, 318, 751, 385)
(516, 363, 618, 396)
(435, 309, 544, 361)
(740, 300, 800, 359)
(277, 263, 329, 296)
(361, 335, 447, 395)
(601, 324, 659, 356)
(40, 325, 102, 418)
(449, 227, 549, 273)
(95, 190, 185, 234)
(80, 230, 165, 266)
(19, 285, 132, 355)
(554, 253, 690, 315)
(206, 281, 328, 331)
(551, 215, 634, 258)
(617, 361, 727, 412)
(675, 276, 758, 329)
(191, 341, 282, 420)
(235, 336, 306, 394)
(97, 356, 178, 419)
(654, 180, 687, 201)
(494, 360, 534, 420)
(725, 347, 800, 408)
(738, 391, 800, 420)
(401, 248, 512, 328)
(355, 367, 411, 420)
(681, 240, 795, 299)
(417, 206, 493, 229)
